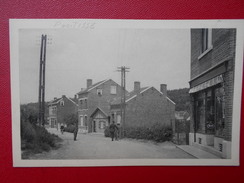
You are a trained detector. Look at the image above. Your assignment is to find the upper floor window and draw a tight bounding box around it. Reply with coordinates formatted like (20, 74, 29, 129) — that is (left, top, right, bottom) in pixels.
(198, 28, 213, 59)
(79, 98, 88, 109)
(201, 28, 212, 53)
(49, 106, 57, 115)
(110, 85, 117, 94)
(60, 100, 64, 106)
(97, 89, 103, 96)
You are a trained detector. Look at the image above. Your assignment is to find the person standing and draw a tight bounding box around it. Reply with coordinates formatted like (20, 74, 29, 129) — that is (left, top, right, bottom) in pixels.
(109, 121, 118, 141)
(73, 121, 78, 141)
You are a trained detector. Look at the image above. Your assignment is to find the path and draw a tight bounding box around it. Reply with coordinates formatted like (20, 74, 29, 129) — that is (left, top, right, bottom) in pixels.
(29, 129, 195, 159)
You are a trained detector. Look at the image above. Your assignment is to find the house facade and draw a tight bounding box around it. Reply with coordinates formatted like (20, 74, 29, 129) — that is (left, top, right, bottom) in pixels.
(110, 82, 175, 130)
(189, 29, 236, 158)
(77, 79, 124, 133)
(47, 95, 78, 130)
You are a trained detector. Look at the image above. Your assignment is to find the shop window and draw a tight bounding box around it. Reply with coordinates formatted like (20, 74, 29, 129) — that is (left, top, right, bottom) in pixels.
(194, 92, 205, 133)
(206, 90, 215, 134)
(215, 87, 225, 137)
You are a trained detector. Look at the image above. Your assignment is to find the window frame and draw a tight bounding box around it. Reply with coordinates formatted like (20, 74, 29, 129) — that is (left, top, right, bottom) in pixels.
(198, 28, 213, 60)
(97, 88, 103, 96)
(110, 85, 117, 94)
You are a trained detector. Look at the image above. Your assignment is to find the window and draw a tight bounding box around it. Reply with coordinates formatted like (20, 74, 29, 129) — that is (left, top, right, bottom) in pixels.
(50, 106, 57, 115)
(117, 114, 121, 124)
(84, 115, 88, 126)
(60, 100, 64, 106)
(193, 84, 225, 137)
(84, 99, 87, 109)
(79, 98, 88, 109)
(79, 115, 84, 126)
(202, 29, 209, 52)
(110, 85, 117, 94)
(97, 89, 102, 96)
(99, 121, 106, 129)
(215, 87, 225, 137)
(198, 28, 213, 59)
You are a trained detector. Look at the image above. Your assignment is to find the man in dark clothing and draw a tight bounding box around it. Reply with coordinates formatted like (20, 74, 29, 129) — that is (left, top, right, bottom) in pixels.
(73, 122, 78, 141)
(109, 121, 118, 141)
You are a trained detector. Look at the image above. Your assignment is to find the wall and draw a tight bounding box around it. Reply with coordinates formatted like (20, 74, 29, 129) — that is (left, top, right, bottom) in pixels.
(123, 87, 175, 128)
(56, 97, 78, 126)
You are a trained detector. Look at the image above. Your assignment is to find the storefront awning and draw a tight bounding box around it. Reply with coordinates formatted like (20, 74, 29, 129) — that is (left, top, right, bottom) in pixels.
(189, 75, 223, 93)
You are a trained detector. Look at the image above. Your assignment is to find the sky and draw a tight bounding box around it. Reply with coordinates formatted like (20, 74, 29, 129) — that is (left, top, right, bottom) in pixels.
(19, 28, 190, 104)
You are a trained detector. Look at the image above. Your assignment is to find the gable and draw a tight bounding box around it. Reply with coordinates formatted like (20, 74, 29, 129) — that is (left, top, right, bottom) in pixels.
(90, 107, 108, 118)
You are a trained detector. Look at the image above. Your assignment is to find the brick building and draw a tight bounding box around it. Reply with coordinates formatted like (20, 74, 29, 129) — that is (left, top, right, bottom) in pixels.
(110, 82, 175, 129)
(47, 95, 78, 130)
(189, 29, 236, 158)
(77, 79, 124, 133)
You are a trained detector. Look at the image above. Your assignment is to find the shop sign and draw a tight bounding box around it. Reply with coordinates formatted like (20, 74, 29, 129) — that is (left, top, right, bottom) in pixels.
(189, 75, 223, 93)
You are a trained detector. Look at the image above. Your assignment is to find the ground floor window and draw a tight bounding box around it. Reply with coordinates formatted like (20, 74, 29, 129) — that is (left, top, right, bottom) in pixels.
(194, 83, 225, 137)
(99, 121, 106, 129)
(79, 115, 84, 126)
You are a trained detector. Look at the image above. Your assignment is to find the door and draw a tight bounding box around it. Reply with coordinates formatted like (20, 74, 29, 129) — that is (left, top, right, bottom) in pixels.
(93, 121, 96, 132)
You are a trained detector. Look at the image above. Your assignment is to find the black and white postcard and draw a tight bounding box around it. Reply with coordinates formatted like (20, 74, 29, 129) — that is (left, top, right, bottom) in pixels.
(10, 19, 244, 167)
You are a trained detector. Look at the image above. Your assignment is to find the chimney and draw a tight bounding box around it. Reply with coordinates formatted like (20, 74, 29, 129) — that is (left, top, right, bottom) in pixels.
(134, 81, 141, 92)
(54, 97, 57, 100)
(87, 79, 92, 88)
(74, 94, 77, 99)
(160, 84, 167, 97)
(62, 95, 66, 98)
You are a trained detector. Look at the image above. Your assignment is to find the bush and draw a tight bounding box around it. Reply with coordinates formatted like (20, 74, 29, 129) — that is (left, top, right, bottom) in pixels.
(21, 116, 61, 157)
(21, 119, 36, 143)
(104, 126, 111, 137)
(124, 123, 173, 142)
(64, 125, 75, 133)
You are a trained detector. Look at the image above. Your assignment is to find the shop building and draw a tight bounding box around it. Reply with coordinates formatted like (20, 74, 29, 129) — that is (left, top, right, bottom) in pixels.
(189, 29, 236, 158)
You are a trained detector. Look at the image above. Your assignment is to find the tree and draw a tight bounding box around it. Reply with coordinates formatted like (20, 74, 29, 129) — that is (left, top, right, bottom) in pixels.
(64, 113, 78, 127)
(167, 88, 190, 111)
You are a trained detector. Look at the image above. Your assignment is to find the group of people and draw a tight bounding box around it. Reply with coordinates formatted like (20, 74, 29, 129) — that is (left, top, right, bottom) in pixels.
(60, 123, 78, 141)
(60, 121, 120, 142)
(109, 121, 120, 141)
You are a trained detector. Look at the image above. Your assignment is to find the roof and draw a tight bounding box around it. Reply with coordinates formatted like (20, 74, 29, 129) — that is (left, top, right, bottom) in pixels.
(48, 96, 79, 106)
(110, 87, 149, 105)
(77, 79, 109, 95)
(111, 86, 175, 105)
(90, 107, 108, 118)
(68, 98, 79, 106)
(48, 97, 62, 105)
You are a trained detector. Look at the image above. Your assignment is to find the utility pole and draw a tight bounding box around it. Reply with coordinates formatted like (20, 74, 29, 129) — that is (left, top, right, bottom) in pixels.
(117, 66, 130, 138)
(38, 34, 50, 126)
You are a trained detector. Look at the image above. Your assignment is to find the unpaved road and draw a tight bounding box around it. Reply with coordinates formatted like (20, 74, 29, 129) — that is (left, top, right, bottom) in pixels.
(29, 129, 195, 159)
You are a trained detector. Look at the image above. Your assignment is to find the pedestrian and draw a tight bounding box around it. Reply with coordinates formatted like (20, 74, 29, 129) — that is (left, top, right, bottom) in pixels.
(73, 122, 78, 141)
(60, 124, 64, 134)
(109, 121, 118, 141)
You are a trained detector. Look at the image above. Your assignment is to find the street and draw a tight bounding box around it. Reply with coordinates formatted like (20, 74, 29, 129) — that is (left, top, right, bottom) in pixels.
(29, 129, 195, 159)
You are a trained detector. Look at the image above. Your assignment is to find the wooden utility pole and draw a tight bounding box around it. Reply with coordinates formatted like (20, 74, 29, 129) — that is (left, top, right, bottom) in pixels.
(38, 34, 47, 126)
(117, 66, 129, 138)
